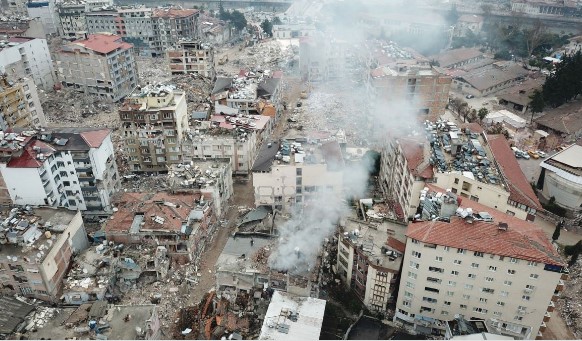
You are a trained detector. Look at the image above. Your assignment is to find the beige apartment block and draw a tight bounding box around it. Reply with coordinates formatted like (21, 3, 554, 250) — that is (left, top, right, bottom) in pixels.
(167, 41, 214, 78)
(119, 84, 188, 173)
(0, 75, 46, 129)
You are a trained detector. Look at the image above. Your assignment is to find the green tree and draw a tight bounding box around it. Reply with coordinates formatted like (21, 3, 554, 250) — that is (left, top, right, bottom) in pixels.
(272, 16, 283, 25)
(552, 220, 563, 241)
(219, 3, 230, 21)
(229, 10, 247, 31)
(261, 19, 273, 37)
(446, 5, 459, 25)
(477, 107, 489, 122)
(529, 89, 545, 122)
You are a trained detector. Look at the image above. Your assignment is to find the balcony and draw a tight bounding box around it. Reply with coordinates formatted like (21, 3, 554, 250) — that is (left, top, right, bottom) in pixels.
(547, 300, 555, 312)
(543, 312, 551, 323)
(556, 279, 564, 292)
(72, 156, 90, 163)
(539, 322, 547, 333)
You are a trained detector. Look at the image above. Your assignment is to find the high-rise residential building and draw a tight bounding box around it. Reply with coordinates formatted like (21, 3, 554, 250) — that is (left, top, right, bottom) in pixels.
(0, 128, 121, 216)
(393, 185, 567, 340)
(0, 208, 88, 302)
(151, 8, 199, 53)
(0, 37, 56, 91)
(0, 75, 46, 129)
(369, 63, 452, 119)
(55, 33, 137, 102)
(26, 0, 59, 35)
(57, 3, 88, 39)
(119, 84, 188, 173)
(167, 41, 214, 78)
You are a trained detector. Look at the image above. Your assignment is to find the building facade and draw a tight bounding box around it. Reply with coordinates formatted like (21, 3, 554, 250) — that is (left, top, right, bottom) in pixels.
(119, 84, 188, 173)
(26, 0, 59, 35)
(57, 3, 87, 39)
(56, 33, 137, 102)
(0, 208, 88, 302)
(0, 75, 46, 129)
(0, 128, 120, 216)
(393, 187, 566, 340)
(0, 37, 56, 91)
(167, 41, 214, 77)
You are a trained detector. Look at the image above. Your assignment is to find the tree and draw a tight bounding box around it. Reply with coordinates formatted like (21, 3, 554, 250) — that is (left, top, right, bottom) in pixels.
(468, 108, 478, 122)
(529, 89, 545, 122)
(219, 3, 230, 21)
(272, 16, 282, 25)
(524, 19, 548, 57)
(552, 220, 563, 241)
(449, 98, 466, 116)
(229, 10, 247, 31)
(478, 107, 489, 122)
(446, 5, 459, 25)
(459, 102, 470, 122)
(261, 19, 273, 37)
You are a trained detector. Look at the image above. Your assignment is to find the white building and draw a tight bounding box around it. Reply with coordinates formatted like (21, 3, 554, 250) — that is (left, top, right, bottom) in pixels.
(26, 0, 59, 36)
(484, 110, 527, 131)
(0, 37, 56, 91)
(252, 139, 344, 212)
(56, 33, 137, 102)
(538, 144, 582, 213)
(0, 128, 121, 216)
(272, 24, 315, 40)
(259, 290, 326, 340)
(394, 185, 567, 340)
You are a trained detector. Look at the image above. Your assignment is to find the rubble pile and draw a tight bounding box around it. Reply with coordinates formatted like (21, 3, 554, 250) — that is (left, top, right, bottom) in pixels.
(25, 307, 60, 331)
(120, 174, 169, 191)
(251, 245, 272, 265)
(216, 40, 296, 76)
(168, 73, 213, 113)
(40, 88, 117, 128)
(558, 263, 582, 338)
(136, 56, 173, 85)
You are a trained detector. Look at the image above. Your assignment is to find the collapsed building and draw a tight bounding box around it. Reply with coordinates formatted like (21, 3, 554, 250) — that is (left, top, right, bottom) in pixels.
(0, 208, 88, 302)
(104, 192, 215, 265)
(167, 40, 215, 78)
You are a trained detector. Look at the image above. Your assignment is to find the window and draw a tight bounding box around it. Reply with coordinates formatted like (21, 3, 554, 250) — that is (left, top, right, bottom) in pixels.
(422, 296, 438, 303)
(518, 305, 527, 311)
(462, 294, 470, 300)
(530, 273, 539, 279)
(427, 277, 441, 284)
(408, 271, 417, 279)
(457, 248, 466, 254)
(528, 261, 538, 267)
(507, 269, 516, 275)
(471, 263, 479, 268)
(446, 291, 454, 297)
(435, 256, 443, 262)
(411, 239, 419, 244)
(448, 281, 457, 286)
(410, 261, 419, 269)
(444, 246, 450, 252)
(454, 259, 462, 265)
(504, 280, 512, 286)
(451, 270, 459, 276)
(500, 291, 509, 297)
(442, 310, 449, 316)
(296, 168, 302, 176)
(444, 301, 451, 306)
(514, 316, 523, 321)
(468, 274, 476, 279)
(510, 257, 519, 264)
(404, 291, 413, 298)
(412, 251, 422, 259)
(525, 284, 535, 291)
(425, 287, 439, 293)
(497, 301, 505, 307)
(406, 281, 415, 289)
(482, 288, 495, 294)
(402, 300, 411, 307)
(522, 295, 530, 301)
(474, 251, 484, 257)
(480, 298, 488, 303)
(460, 304, 467, 310)
(464, 284, 474, 290)
(485, 277, 494, 282)
(429, 266, 444, 273)
(489, 266, 497, 272)
(494, 311, 502, 317)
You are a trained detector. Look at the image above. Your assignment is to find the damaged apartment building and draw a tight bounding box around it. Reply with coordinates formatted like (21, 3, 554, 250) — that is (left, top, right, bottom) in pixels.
(85, 7, 200, 56)
(104, 192, 215, 265)
(55, 33, 138, 102)
(0, 37, 56, 91)
(380, 122, 541, 222)
(299, 31, 348, 82)
(119, 83, 188, 173)
(0, 207, 88, 302)
(252, 133, 345, 212)
(167, 40, 214, 78)
(0, 74, 46, 129)
(394, 185, 567, 340)
(211, 70, 283, 122)
(0, 128, 120, 216)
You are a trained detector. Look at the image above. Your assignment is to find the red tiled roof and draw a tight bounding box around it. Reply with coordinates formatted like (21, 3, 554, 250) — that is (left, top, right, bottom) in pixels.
(399, 137, 432, 178)
(408, 184, 563, 265)
(152, 8, 198, 18)
(387, 237, 406, 253)
(71, 34, 133, 54)
(487, 134, 542, 210)
(80, 129, 110, 148)
(6, 140, 55, 168)
(8, 36, 35, 43)
(462, 122, 484, 134)
(106, 192, 197, 233)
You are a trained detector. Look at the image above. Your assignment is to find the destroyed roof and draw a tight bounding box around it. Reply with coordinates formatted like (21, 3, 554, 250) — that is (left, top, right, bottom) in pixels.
(6, 140, 55, 168)
(238, 206, 271, 226)
(152, 8, 198, 18)
(398, 136, 433, 178)
(534, 100, 582, 134)
(460, 122, 484, 134)
(387, 237, 406, 253)
(257, 78, 281, 98)
(486, 134, 542, 210)
(431, 47, 484, 68)
(409, 184, 563, 266)
(0, 296, 35, 334)
(259, 291, 326, 340)
(252, 140, 281, 172)
(215, 235, 273, 271)
(496, 77, 544, 107)
(211, 77, 233, 95)
(458, 64, 529, 91)
(45, 128, 111, 151)
(69, 33, 133, 54)
(105, 305, 157, 340)
(321, 140, 345, 171)
(106, 192, 198, 234)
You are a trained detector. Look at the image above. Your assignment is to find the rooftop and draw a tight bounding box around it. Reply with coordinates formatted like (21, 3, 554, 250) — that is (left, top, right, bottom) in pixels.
(0, 207, 78, 262)
(104, 304, 157, 340)
(458, 63, 529, 91)
(534, 99, 582, 134)
(497, 77, 545, 107)
(67, 33, 133, 55)
(215, 234, 275, 275)
(541, 144, 582, 179)
(458, 14, 484, 23)
(258, 291, 326, 340)
(431, 48, 485, 69)
(0, 296, 35, 335)
(487, 134, 542, 209)
(212, 71, 281, 101)
(410, 184, 563, 266)
(105, 192, 207, 234)
(167, 160, 230, 190)
(152, 8, 198, 18)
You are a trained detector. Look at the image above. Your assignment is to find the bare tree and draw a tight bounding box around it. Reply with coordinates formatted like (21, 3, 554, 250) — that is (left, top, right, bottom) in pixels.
(525, 19, 547, 57)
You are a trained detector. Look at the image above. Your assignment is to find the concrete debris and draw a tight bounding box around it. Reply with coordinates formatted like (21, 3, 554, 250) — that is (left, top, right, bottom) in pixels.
(216, 39, 297, 77)
(558, 262, 582, 339)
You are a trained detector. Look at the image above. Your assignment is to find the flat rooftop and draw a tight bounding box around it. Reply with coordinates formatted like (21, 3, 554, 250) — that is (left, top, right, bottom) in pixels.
(258, 290, 326, 340)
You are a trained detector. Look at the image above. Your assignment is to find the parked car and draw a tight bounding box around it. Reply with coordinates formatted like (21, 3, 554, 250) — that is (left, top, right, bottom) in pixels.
(520, 152, 530, 160)
(535, 150, 547, 158)
(466, 94, 475, 99)
(527, 150, 540, 159)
